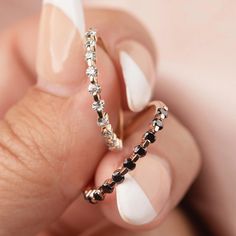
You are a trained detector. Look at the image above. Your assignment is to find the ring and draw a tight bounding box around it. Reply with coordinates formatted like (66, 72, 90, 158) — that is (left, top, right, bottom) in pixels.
(84, 101, 168, 204)
(84, 29, 123, 151)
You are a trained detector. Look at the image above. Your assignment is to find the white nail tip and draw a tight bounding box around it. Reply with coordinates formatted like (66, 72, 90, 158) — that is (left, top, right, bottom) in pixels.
(120, 51, 152, 112)
(116, 174, 157, 225)
(44, 0, 85, 35)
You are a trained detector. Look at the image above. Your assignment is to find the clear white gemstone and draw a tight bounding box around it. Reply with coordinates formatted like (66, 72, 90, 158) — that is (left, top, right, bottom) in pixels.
(98, 113, 109, 126)
(102, 129, 113, 138)
(107, 136, 116, 145)
(107, 141, 116, 148)
(86, 39, 96, 48)
(85, 51, 96, 61)
(92, 100, 105, 112)
(108, 139, 122, 150)
(115, 139, 123, 149)
(104, 130, 123, 150)
(86, 66, 98, 77)
(88, 83, 101, 94)
(102, 124, 113, 136)
(85, 29, 97, 38)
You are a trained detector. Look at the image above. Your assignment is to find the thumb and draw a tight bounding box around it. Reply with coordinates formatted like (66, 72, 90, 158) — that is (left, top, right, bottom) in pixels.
(0, 2, 156, 236)
(0, 3, 120, 236)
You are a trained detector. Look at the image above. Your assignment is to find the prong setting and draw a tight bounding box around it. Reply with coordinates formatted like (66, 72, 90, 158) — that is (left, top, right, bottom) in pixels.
(84, 28, 123, 151)
(83, 29, 169, 205)
(84, 102, 168, 204)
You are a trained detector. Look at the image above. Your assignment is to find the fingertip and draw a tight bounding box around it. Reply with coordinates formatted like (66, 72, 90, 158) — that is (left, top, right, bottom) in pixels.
(95, 151, 172, 229)
(117, 40, 155, 112)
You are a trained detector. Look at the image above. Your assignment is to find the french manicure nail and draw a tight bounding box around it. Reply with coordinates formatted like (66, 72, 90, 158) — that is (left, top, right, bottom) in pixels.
(118, 40, 155, 112)
(44, 0, 85, 35)
(37, 0, 86, 96)
(116, 154, 171, 225)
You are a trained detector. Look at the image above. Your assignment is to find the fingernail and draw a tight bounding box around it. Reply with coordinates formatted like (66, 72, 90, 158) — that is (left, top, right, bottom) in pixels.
(116, 154, 171, 225)
(118, 41, 154, 112)
(37, 0, 85, 96)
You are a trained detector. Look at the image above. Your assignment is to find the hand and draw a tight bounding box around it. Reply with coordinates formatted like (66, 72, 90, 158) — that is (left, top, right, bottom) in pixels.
(0, 2, 200, 235)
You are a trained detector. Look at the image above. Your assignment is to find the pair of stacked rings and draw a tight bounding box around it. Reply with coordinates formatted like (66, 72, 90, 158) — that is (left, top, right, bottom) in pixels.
(83, 29, 168, 204)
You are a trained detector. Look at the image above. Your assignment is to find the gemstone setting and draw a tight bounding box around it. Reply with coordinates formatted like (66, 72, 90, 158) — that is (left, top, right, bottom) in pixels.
(97, 113, 109, 126)
(134, 145, 147, 157)
(112, 169, 125, 184)
(158, 108, 168, 119)
(123, 158, 136, 170)
(85, 51, 96, 61)
(85, 39, 96, 48)
(85, 29, 97, 38)
(86, 66, 98, 78)
(92, 100, 105, 112)
(152, 119, 163, 131)
(88, 83, 101, 95)
(101, 182, 114, 193)
(144, 131, 156, 143)
(93, 190, 104, 201)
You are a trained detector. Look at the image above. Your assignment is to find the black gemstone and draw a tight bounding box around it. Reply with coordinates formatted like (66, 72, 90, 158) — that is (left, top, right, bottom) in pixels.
(134, 145, 147, 157)
(93, 190, 104, 201)
(152, 119, 163, 130)
(144, 132, 156, 143)
(101, 182, 114, 193)
(112, 170, 125, 184)
(158, 108, 168, 118)
(123, 158, 136, 170)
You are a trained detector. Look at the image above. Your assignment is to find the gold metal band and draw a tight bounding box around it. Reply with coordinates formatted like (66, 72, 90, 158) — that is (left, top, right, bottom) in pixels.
(84, 29, 123, 150)
(84, 101, 168, 204)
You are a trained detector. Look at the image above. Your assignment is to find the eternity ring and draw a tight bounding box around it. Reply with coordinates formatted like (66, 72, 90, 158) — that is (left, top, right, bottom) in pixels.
(84, 101, 168, 204)
(84, 29, 123, 150)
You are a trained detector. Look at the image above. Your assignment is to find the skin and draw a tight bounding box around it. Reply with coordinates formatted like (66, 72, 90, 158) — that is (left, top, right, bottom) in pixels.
(0, 10, 200, 236)
(96, 2, 236, 235)
(2, 0, 234, 235)
(0, 7, 201, 236)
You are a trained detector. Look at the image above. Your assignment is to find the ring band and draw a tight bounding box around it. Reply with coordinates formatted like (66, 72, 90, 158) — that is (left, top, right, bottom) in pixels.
(84, 101, 168, 204)
(84, 29, 123, 150)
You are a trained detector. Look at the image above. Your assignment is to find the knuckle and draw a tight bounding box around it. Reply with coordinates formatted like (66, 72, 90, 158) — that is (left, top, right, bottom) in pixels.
(0, 115, 59, 200)
(0, 89, 78, 204)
